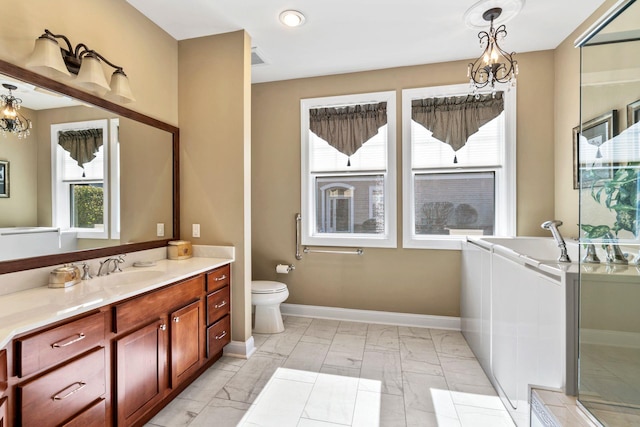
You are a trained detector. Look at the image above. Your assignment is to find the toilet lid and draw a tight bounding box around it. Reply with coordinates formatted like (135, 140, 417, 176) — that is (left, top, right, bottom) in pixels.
(252, 280, 288, 294)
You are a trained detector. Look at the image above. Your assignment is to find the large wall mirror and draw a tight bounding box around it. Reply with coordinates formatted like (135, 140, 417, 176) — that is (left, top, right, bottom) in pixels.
(0, 59, 179, 274)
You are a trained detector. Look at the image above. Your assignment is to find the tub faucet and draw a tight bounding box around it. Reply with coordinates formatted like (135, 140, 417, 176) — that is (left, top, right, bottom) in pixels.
(541, 220, 571, 263)
(603, 232, 628, 265)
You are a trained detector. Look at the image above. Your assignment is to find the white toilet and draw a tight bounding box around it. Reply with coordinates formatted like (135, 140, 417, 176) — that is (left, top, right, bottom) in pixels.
(251, 280, 289, 333)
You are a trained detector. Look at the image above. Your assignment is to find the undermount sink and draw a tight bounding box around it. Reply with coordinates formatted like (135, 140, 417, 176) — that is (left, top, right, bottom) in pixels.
(103, 269, 166, 286)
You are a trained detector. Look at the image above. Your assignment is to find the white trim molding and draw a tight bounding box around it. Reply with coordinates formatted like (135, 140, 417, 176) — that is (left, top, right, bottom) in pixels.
(580, 328, 640, 349)
(223, 337, 257, 359)
(281, 303, 461, 331)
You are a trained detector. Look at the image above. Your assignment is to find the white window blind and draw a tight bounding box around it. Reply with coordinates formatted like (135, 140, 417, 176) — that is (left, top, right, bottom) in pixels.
(309, 126, 387, 172)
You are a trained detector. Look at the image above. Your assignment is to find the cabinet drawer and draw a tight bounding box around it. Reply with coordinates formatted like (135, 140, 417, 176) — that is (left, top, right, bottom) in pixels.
(206, 265, 230, 292)
(206, 286, 230, 325)
(0, 349, 6, 393)
(114, 275, 203, 333)
(18, 347, 105, 427)
(206, 314, 230, 358)
(16, 312, 105, 378)
(61, 398, 105, 427)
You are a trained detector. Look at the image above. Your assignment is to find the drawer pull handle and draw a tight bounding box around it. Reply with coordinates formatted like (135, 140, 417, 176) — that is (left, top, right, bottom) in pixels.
(52, 333, 86, 348)
(173, 316, 180, 323)
(214, 300, 227, 309)
(53, 382, 87, 400)
(214, 274, 227, 282)
(215, 330, 227, 340)
(159, 324, 167, 331)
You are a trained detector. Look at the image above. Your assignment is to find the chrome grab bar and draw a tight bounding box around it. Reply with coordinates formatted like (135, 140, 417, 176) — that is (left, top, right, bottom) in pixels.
(303, 247, 363, 256)
(295, 213, 364, 257)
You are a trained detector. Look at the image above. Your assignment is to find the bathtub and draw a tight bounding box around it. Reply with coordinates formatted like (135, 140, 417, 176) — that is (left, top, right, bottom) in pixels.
(461, 237, 579, 426)
(0, 227, 78, 261)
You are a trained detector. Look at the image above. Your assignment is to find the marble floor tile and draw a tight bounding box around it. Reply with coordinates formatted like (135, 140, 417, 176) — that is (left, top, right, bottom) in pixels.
(399, 335, 443, 376)
(380, 392, 407, 427)
(188, 398, 251, 427)
(338, 320, 369, 336)
(216, 354, 286, 403)
(151, 317, 517, 427)
(320, 364, 361, 378)
(430, 329, 475, 359)
(361, 350, 404, 396)
(366, 324, 400, 352)
(455, 404, 516, 426)
(302, 373, 360, 425)
(323, 333, 366, 369)
(176, 367, 236, 404)
(283, 340, 330, 372)
(238, 377, 314, 427)
(146, 397, 207, 427)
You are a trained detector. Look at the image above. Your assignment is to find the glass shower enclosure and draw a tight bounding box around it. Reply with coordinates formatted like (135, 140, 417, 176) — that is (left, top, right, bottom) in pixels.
(576, 0, 640, 425)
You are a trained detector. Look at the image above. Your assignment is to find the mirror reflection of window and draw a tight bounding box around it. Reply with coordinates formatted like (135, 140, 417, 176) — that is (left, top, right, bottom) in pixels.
(51, 119, 119, 240)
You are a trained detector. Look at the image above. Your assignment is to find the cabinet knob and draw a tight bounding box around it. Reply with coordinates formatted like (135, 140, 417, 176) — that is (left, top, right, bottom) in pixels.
(159, 324, 167, 331)
(214, 274, 227, 282)
(173, 316, 180, 323)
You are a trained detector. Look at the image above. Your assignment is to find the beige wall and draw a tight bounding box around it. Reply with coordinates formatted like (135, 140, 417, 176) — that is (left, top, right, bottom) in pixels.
(252, 50, 556, 317)
(553, 0, 620, 238)
(178, 31, 253, 342)
(0, 0, 178, 126)
(0, 107, 38, 227)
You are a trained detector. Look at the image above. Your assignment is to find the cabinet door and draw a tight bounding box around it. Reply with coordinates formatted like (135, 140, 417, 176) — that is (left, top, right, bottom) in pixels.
(116, 319, 168, 427)
(170, 300, 201, 388)
(0, 397, 6, 427)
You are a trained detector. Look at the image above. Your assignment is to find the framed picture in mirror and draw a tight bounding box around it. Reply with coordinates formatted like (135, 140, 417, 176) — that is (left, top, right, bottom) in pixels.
(628, 99, 640, 126)
(0, 160, 8, 197)
(572, 110, 618, 189)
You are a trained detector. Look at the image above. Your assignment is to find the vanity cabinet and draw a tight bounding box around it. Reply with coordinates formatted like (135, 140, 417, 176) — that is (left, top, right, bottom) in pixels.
(12, 311, 108, 427)
(2, 262, 231, 427)
(205, 265, 231, 358)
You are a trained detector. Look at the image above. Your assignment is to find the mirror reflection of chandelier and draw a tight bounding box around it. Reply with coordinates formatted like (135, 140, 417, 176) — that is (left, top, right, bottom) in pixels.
(0, 84, 32, 139)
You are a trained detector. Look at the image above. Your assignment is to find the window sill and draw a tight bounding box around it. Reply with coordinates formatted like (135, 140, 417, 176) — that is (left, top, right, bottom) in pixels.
(403, 236, 465, 250)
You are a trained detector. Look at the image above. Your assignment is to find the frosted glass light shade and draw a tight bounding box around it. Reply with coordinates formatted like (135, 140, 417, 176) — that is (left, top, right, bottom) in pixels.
(76, 55, 110, 94)
(26, 36, 71, 79)
(107, 70, 135, 103)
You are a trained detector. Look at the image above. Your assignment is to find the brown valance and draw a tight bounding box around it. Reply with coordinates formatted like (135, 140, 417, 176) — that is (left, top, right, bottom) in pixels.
(58, 128, 104, 172)
(412, 92, 504, 163)
(310, 102, 387, 166)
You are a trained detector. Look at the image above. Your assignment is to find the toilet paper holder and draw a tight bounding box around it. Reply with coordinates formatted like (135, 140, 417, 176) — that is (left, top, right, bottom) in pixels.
(276, 264, 295, 274)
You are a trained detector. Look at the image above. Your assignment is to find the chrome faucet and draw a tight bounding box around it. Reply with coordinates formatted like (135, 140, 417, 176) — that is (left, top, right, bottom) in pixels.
(97, 254, 126, 276)
(541, 220, 571, 263)
(603, 232, 628, 265)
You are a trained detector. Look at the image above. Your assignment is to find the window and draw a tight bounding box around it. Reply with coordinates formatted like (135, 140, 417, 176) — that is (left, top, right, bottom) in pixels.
(402, 84, 516, 249)
(301, 91, 397, 248)
(51, 119, 119, 239)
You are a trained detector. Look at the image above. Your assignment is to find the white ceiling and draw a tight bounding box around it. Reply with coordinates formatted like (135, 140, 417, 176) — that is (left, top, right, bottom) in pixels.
(127, 0, 607, 83)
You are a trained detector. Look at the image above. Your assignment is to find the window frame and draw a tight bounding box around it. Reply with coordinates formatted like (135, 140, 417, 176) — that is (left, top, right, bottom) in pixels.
(301, 91, 397, 248)
(401, 83, 517, 250)
(51, 119, 111, 239)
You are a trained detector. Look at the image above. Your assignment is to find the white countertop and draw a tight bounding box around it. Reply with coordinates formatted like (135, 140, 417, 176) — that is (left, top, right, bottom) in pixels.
(0, 256, 233, 349)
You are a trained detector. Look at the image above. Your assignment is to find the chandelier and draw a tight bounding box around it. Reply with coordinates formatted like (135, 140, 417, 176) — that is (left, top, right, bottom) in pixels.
(467, 7, 518, 93)
(0, 84, 31, 139)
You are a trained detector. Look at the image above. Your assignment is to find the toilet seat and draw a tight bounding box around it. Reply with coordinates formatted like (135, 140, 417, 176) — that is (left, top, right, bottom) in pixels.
(252, 280, 288, 294)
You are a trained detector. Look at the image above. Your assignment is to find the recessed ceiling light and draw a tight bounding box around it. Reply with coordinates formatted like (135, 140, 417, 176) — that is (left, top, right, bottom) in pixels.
(279, 10, 306, 27)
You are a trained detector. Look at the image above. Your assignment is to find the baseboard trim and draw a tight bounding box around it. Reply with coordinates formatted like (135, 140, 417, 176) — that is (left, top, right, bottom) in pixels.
(280, 303, 461, 330)
(581, 328, 640, 349)
(223, 336, 257, 359)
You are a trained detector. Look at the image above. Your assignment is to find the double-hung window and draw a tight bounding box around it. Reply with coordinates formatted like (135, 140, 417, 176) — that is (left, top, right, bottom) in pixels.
(51, 119, 119, 239)
(301, 91, 397, 248)
(402, 83, 516, 249)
